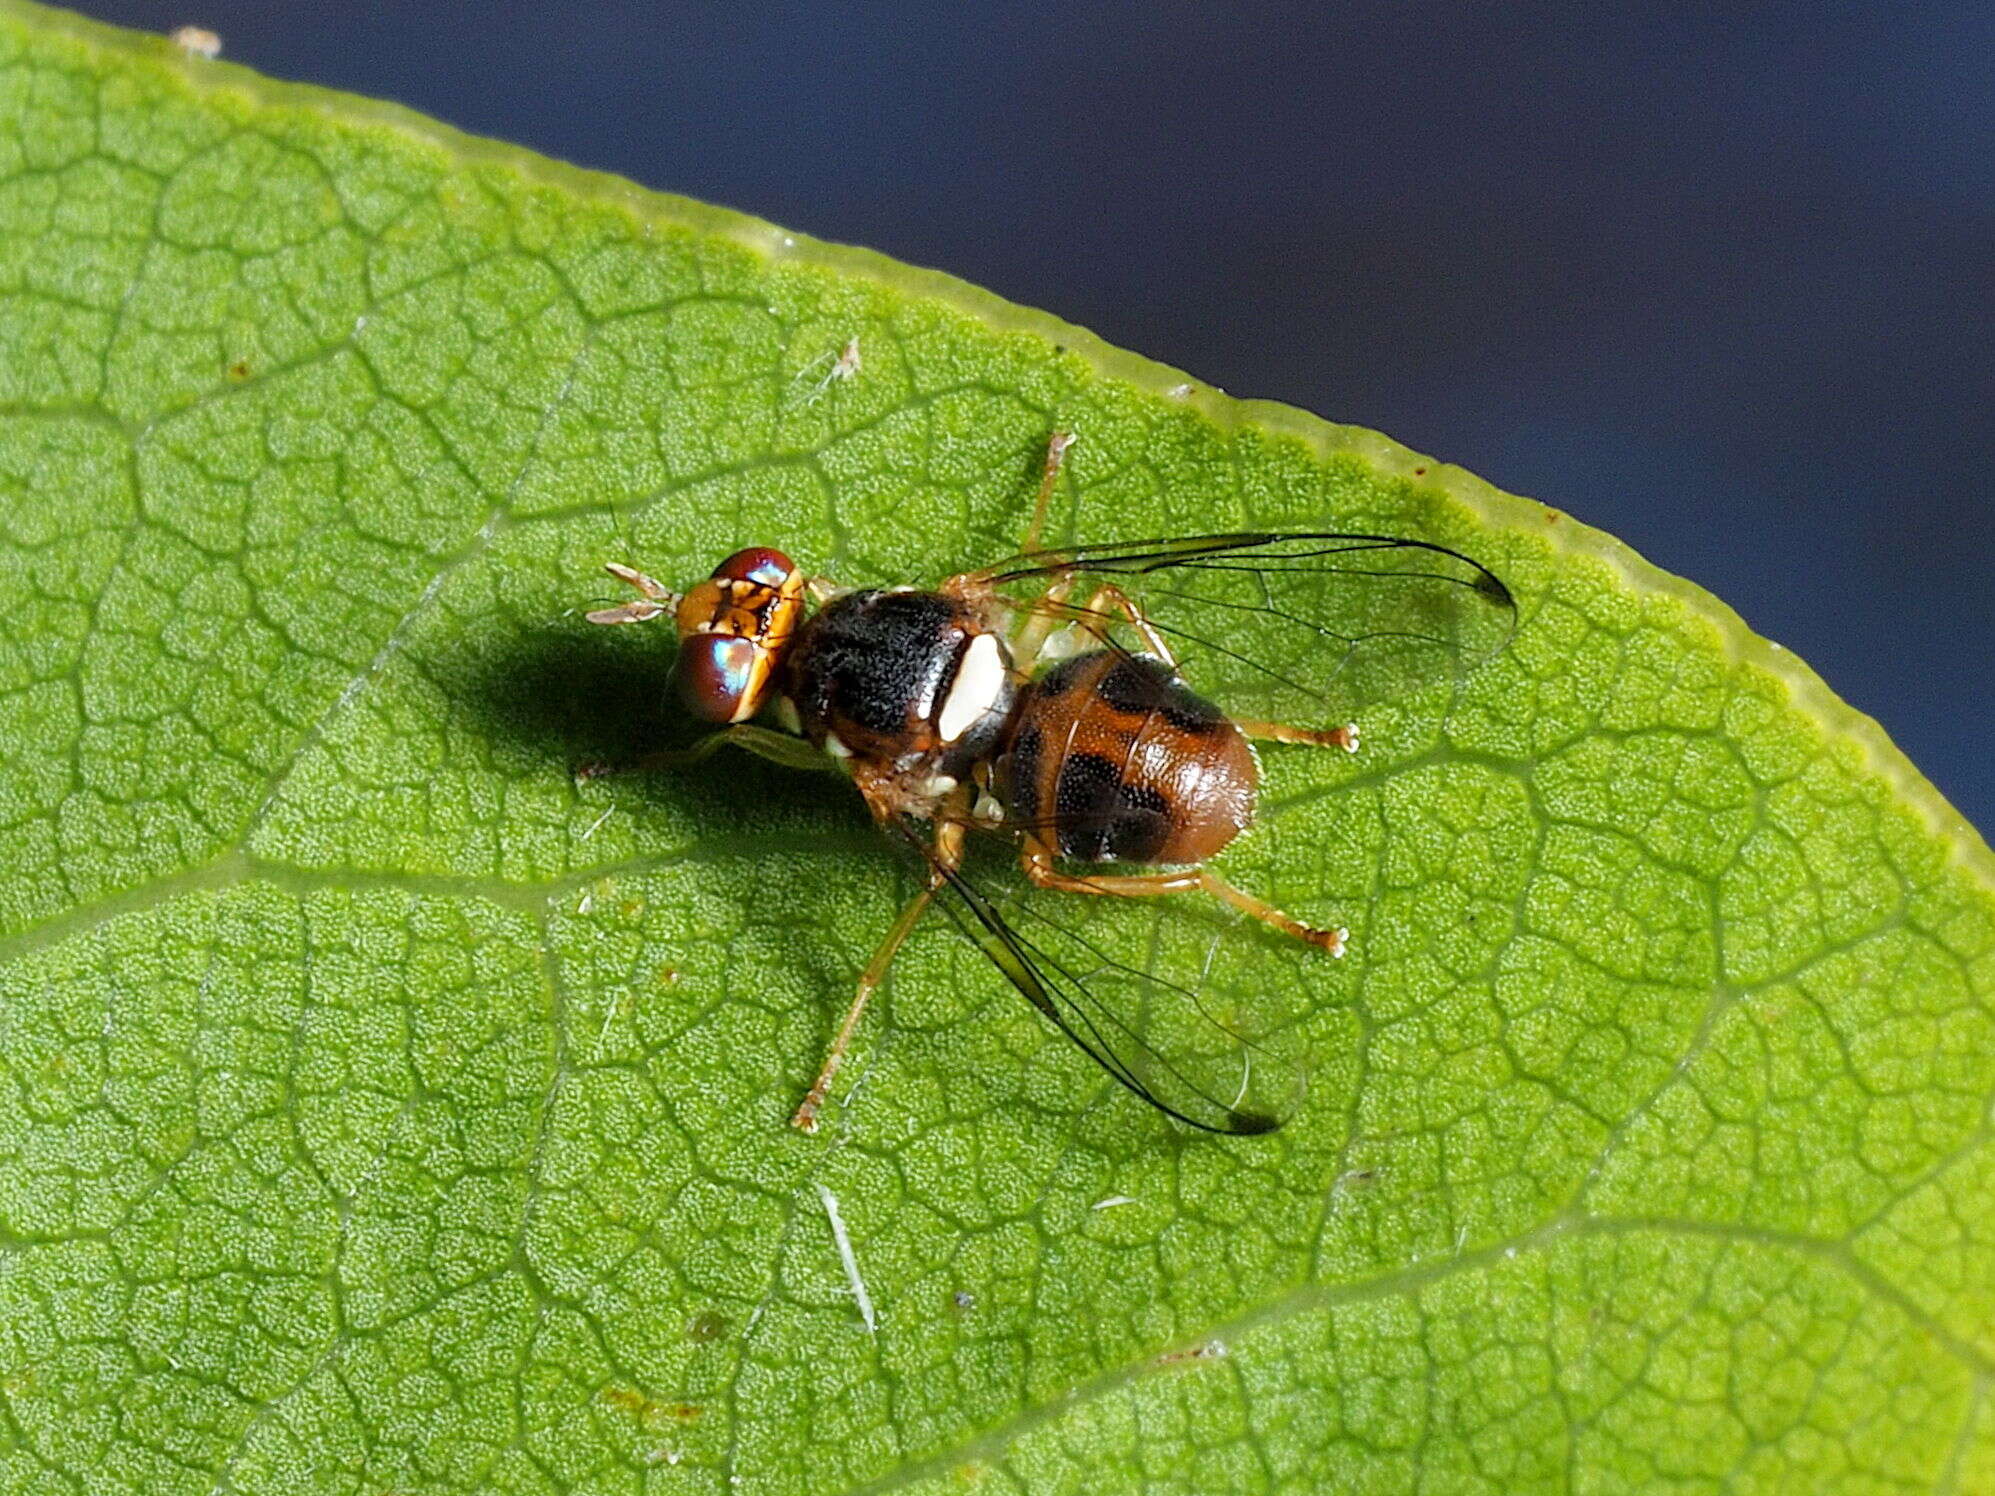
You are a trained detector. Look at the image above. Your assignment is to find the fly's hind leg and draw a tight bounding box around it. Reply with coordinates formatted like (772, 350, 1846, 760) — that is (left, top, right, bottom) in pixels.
(1020, 845, 1348, 957)
(792, 790, 970, 1132)
(1063, 572, 1359, 751)
(1235, 717, 1360, 753)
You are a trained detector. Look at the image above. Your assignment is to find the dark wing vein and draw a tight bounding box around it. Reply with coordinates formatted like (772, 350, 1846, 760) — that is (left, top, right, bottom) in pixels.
(981, 531, 1515, 727)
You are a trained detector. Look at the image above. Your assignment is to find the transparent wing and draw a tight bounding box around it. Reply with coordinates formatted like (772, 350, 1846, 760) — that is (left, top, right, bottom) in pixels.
(894, 819, 1309, 1134)
(977, 533, 1515, 729)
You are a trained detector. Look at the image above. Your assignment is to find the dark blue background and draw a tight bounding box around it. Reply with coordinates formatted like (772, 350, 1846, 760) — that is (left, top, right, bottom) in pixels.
(82, 2, 1995, 834)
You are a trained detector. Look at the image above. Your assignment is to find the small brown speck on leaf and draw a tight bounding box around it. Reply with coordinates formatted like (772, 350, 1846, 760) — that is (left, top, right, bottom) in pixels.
(598, 1387, 702, 1429)
(687, 1309, 730, 1341)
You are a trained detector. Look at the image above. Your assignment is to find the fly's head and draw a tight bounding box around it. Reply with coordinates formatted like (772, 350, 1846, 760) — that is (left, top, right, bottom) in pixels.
(588, 546, 806, 724)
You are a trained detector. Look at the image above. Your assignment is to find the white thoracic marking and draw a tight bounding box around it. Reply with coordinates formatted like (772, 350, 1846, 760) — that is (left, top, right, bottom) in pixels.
(919, 774, 958, 798)
(937, 633, 1007, 742)
(824, 733, 853, 759)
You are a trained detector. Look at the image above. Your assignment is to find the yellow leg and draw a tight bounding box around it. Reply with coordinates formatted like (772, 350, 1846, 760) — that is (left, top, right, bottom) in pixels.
(791, 796, 969, 1131)
(572, 723, 835, 782)
(1021, 429, 1076, 554)
(959, 428, 1076, 670)
(1021, 846, 1347, 956)
(1234, 717, 1359, 753)
(791, 883, 935, 1132)
(1006, 570, 1074, 675)
(1009, 579, 1172, 679)
(1024, 582, 1181, 666)
(1082, 583, 1177, 666)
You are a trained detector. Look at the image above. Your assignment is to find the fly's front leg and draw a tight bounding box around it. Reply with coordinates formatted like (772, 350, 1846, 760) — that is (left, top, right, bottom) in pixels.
(1020, 844, 1348, 957)
(573, 723, 836, 783)
(792, 791, 970, 1132)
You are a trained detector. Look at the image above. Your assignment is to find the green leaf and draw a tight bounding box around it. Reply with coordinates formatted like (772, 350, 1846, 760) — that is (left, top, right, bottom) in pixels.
(2, 4, 1992, 1493)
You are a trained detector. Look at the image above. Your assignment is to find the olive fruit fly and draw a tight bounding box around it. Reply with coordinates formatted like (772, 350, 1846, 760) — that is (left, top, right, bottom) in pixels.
(587, 432, 1515, 1135)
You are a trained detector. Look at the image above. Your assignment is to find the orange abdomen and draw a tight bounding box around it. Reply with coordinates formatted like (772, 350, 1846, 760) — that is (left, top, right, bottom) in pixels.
(999, 651, 1257, 865)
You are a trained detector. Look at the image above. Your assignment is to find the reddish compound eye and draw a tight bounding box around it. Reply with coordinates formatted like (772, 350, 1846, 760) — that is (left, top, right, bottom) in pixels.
(676, 635, 768, 723)
(712, 547, 796, 589)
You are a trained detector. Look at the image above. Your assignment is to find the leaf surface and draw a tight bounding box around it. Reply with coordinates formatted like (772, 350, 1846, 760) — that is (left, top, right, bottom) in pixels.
(2, 5, 1994, 1493)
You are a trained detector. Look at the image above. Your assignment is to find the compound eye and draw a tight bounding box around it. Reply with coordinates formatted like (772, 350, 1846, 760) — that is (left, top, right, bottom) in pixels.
(712, 546, 796, 589)
(676, 635, 768, 723)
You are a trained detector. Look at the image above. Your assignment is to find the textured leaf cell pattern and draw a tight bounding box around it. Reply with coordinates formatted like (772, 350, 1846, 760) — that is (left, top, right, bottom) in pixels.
(2, 5, 1995, 1494)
